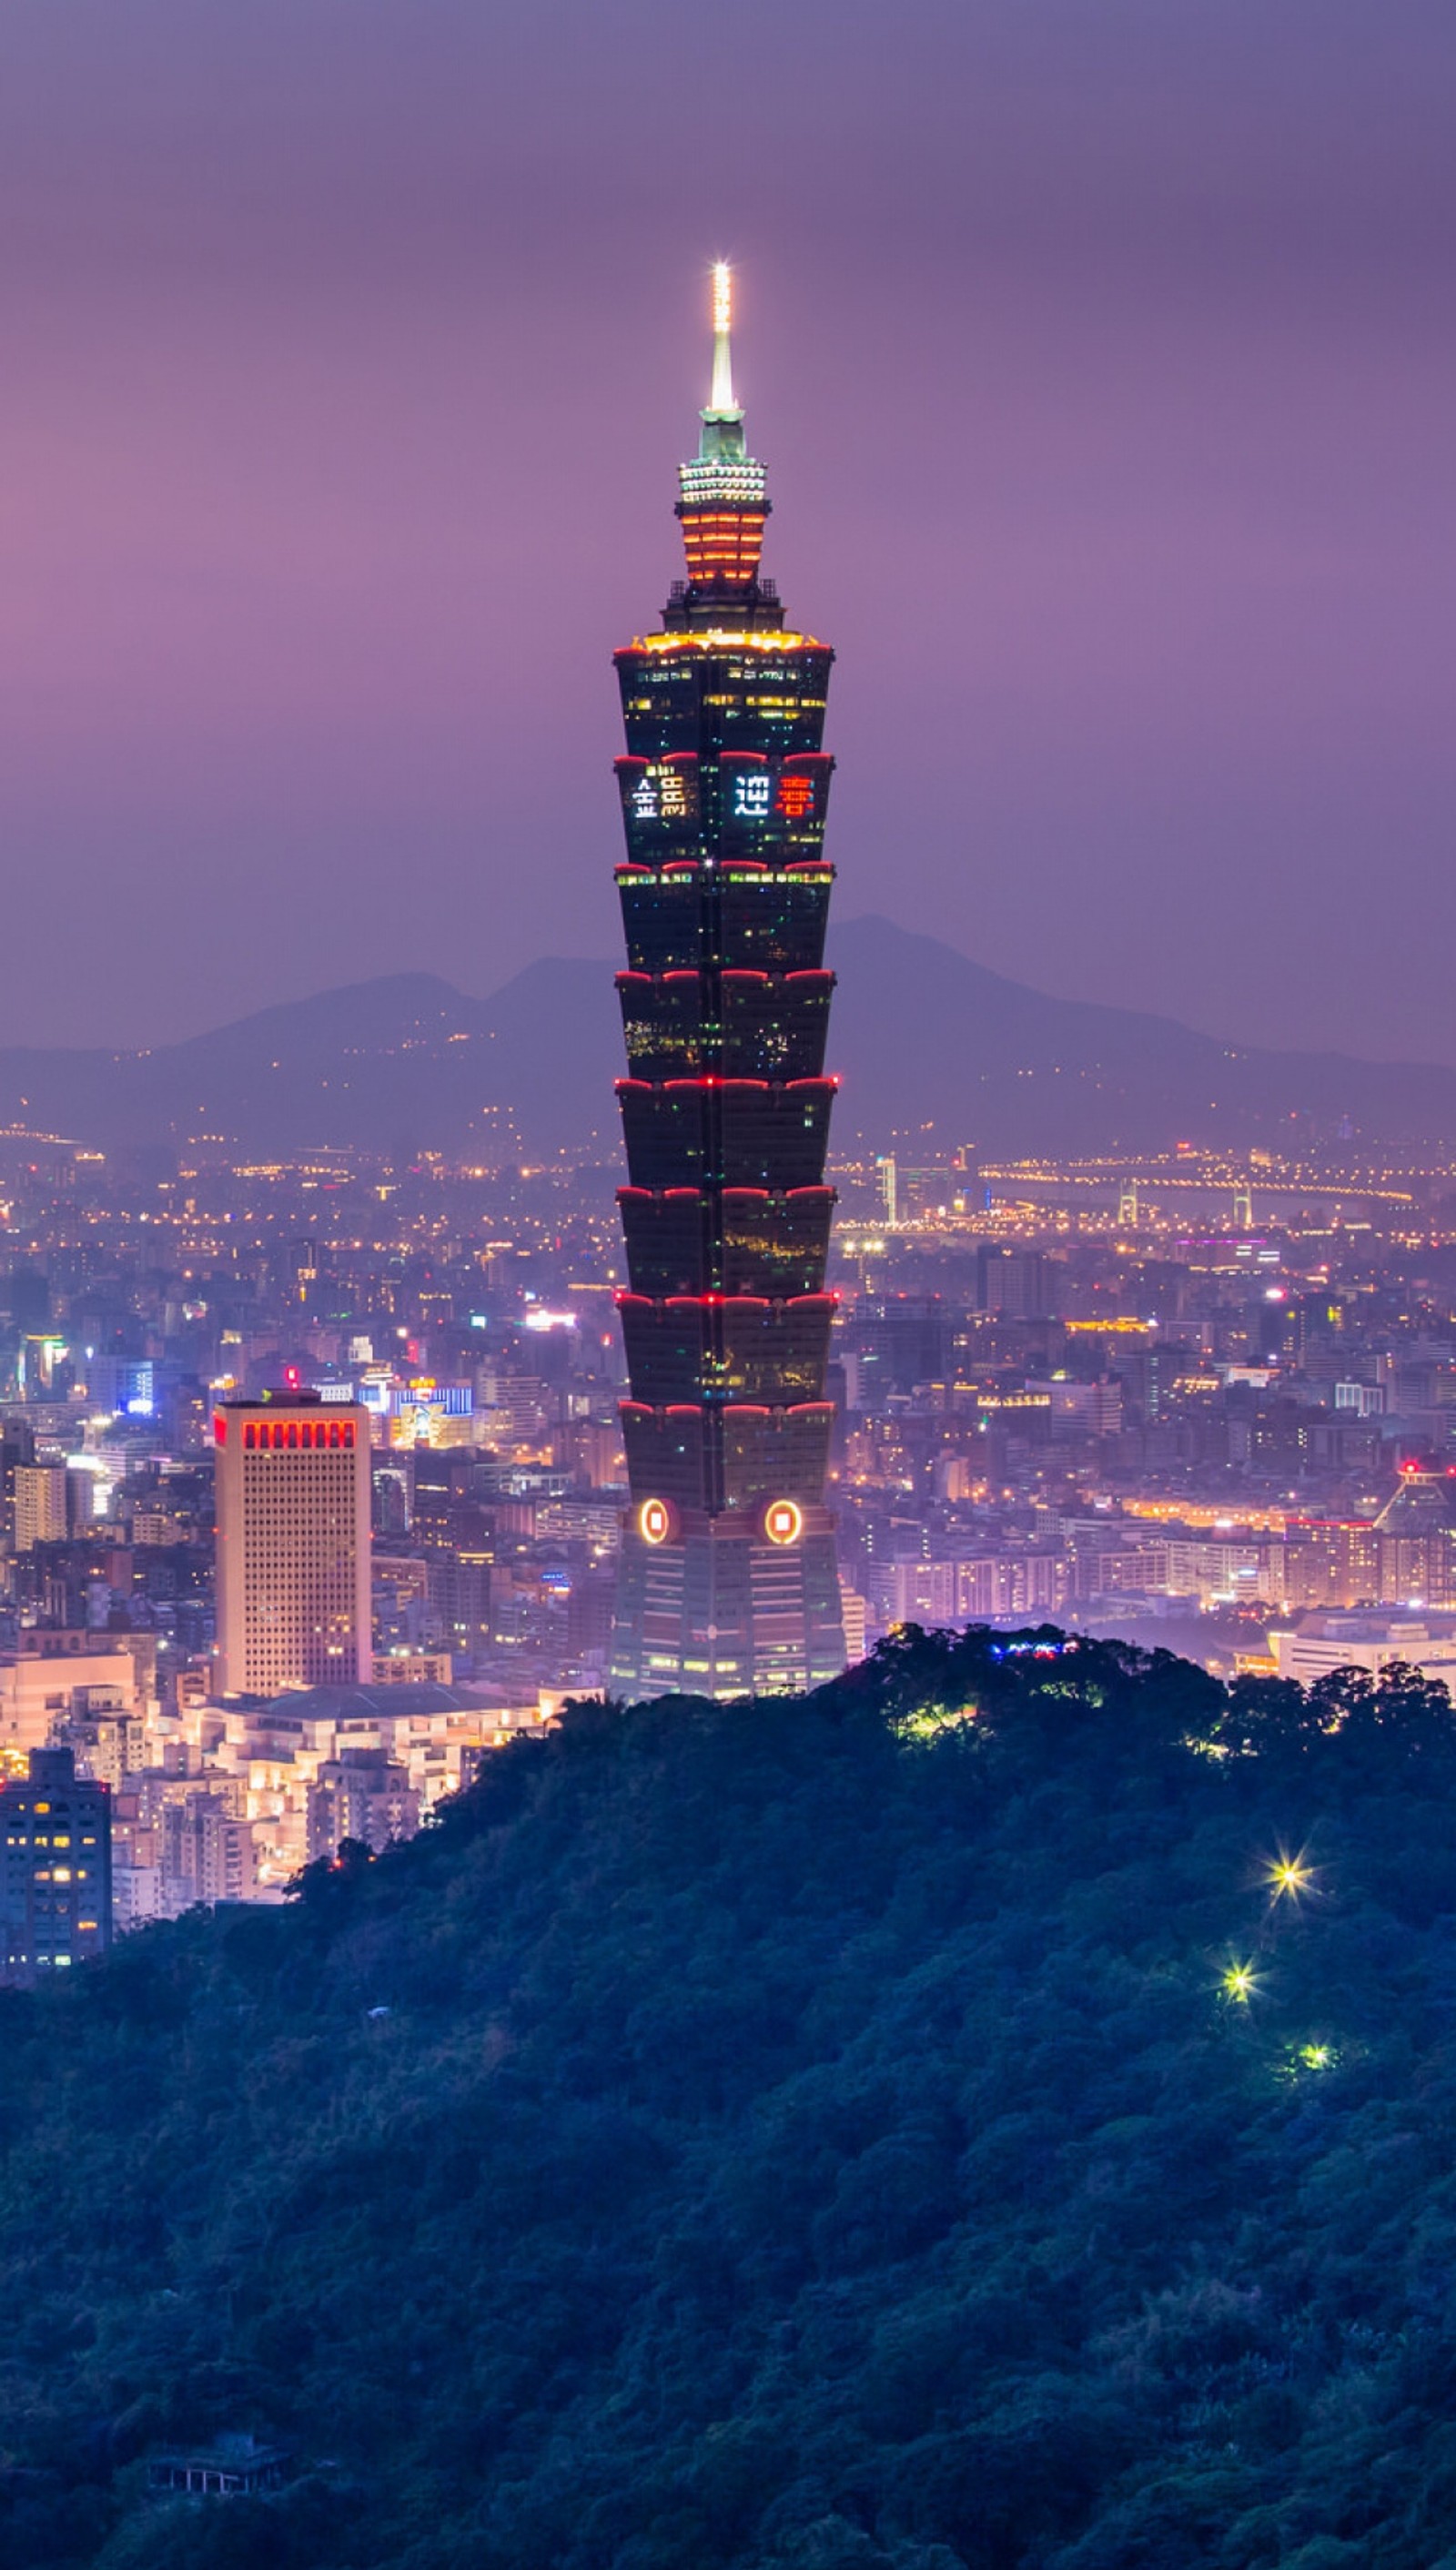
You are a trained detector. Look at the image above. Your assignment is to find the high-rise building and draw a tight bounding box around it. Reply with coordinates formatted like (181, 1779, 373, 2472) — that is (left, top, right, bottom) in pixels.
(976, 1248, 1059, 1320)
(214, 1393, 372, 1696)
(1370, 1461, 1456, 1606)
(609, 268, 845, 1699)
(13, 1464, 68, 1550)
(0, 1746, 112, 1979)
(161, 1790, 259, 1907)
(0, 1417, 36, 1544)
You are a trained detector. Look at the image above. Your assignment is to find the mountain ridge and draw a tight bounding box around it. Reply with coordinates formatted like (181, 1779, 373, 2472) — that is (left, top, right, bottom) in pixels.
(2, 922, 1451, 1159)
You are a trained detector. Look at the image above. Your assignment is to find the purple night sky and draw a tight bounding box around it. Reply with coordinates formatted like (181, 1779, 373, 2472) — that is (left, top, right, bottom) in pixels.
(1, 0, 1453, 1062)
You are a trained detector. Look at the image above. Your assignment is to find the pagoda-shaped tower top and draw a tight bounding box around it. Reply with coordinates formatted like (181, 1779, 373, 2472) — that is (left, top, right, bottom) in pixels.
(673, 261, 773, 610)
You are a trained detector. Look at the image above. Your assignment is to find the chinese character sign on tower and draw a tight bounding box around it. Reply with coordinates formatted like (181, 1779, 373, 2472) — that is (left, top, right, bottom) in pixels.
(609, 267, 846, 1699)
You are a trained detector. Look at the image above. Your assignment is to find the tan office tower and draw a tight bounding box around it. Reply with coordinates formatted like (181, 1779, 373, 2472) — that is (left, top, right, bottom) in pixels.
(214, 1395, 373, 1697)
(13, 1465, 68, 1551)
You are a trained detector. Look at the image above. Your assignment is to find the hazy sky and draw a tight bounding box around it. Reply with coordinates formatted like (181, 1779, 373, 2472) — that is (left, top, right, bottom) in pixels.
(2, 0, 1454, 1061)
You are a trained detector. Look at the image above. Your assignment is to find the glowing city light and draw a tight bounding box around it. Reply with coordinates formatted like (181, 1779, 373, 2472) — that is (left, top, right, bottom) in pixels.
(1223, 1963, 1257, 2003)
(1266, 1850, 1315, 1902)
(713, 260, 732, 337)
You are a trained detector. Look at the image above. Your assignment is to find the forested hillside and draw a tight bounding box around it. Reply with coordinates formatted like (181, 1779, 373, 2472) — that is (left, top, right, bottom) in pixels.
(5, 1630, 1456, 2568)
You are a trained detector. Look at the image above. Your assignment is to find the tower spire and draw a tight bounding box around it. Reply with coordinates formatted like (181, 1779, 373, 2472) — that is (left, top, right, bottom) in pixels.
(675, 258, 772, 612)
(708, 260, 738, 417)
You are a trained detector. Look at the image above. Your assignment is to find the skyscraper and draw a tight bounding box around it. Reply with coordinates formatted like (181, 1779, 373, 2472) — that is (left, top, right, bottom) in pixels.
(610, 268, 845, 1699)
(214, 1393, 373, 1695)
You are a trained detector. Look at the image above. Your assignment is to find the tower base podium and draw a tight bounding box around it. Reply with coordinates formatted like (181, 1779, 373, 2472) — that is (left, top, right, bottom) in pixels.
(611, 1509, 845, 1701)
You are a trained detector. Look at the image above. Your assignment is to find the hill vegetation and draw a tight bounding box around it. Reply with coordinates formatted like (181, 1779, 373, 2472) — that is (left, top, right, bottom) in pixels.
(5, 1629, 1456, 2567)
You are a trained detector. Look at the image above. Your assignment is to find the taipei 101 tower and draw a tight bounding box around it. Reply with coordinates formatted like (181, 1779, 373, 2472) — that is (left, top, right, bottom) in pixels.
(609, 268, 846, 1699)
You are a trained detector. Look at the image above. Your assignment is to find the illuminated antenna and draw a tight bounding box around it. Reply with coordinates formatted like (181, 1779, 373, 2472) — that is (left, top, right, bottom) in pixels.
(709, 259, 737, 414)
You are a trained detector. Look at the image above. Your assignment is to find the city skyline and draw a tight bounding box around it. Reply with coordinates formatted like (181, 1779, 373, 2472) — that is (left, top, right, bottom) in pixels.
(8, 19, 1456, 2566)
(0, 0, 1453, 1063)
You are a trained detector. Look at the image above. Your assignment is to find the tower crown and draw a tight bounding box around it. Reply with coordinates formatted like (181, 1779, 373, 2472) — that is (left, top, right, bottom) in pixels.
(674, 261, 771, 603)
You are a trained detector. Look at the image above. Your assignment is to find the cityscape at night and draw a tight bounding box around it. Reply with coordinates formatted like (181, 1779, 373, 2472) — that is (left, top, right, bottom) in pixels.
(4, 3, 1456, 2564)
(12, 951, 1456, 1917)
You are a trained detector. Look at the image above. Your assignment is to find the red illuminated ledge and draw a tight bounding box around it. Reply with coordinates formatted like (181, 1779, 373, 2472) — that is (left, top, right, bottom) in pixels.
(612, 752, 833, 784)
(614, 1079, 837, 1102)
(615, 1292, 837, 1312)
(615, 1075, 838, 1096)
(617, 1184, 835, 1204)
(616, 968, 834, 991)
(616, 968, 770, 987)
(666, 1295, 771, 1312)
(608, 744, 832, 760)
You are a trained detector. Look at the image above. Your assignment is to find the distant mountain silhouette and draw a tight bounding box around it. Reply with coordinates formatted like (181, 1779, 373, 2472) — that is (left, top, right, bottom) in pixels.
(1, 920, 1451, 1161)
(825, 917, 1456, 1153)
(0, 966, 617, 1166)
